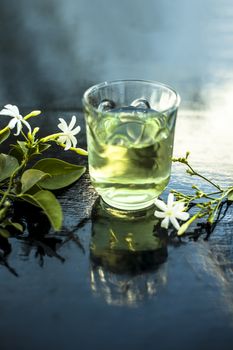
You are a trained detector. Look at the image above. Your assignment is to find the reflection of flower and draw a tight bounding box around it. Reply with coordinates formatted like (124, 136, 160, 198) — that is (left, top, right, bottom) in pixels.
(154, 193, 190, 230)
(57, 115, 81, 150)
(0, 104, 31, 135)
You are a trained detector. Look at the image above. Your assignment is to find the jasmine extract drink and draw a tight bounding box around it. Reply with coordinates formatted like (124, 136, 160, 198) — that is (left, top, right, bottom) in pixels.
(83, 81, 180, 210)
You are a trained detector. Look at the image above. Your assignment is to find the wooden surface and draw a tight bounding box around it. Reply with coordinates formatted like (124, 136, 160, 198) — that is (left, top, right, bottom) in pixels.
(0, 1, 233, 349)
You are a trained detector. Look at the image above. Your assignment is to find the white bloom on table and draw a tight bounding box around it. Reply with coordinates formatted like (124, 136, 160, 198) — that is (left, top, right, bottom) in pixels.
(57, 115, 81, 150)
(154, 193, 190, 230)
(0, 104, 31, 136)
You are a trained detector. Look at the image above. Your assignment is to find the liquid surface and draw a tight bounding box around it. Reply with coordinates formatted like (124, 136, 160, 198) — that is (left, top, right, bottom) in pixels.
(87, 107, 175, 210)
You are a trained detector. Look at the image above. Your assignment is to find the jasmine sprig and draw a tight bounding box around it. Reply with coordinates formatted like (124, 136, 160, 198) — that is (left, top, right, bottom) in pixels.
(173, 152, 222, 191)
(170, 152, 233, 235)
(40, 116, 87, 155)
(154, 152, 232, 236)
(0, 104, 87, 235)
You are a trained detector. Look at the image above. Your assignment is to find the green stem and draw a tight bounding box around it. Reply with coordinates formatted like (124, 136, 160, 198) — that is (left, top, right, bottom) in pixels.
(202, 194, 221, 201)
(206, 190, 223, 196)
(21, 130, 27, 140)
(208, 200, 222, 223)
(40, 133, 64, 143)
(58, 144, 88, 155)
(0, 126, 10, 135)
(0, 188, 14, 199)
(186, 163, 222, 191)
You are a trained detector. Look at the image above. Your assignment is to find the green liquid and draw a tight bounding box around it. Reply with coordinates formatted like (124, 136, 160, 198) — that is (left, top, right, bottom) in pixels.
(86, 107, 175, 210)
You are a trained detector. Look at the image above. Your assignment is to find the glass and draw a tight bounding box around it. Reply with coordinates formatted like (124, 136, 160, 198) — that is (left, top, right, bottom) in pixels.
(83, 80, 180, 211)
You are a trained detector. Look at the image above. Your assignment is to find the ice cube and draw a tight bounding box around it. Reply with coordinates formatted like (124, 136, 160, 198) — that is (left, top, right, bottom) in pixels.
(130, 98, 151, 109)
(98, 99, 115, 112)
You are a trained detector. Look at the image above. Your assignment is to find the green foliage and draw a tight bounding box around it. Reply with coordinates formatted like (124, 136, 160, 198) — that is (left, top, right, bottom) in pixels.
(0, 154, 19, 182)
(0, 128, 10, 144)
(37, 143, 51, 153)
(5, 220, 23, 232)
(9, 144, 25, 163)
(227, 189, 233, 201)
(20, 191, 62, 231)
(21, 169, 50, 193)
(0, 228, 10, 238)
(171, 153, 233, 236)
(33, 158, 86, 189)
(17, 141, 28, 154)
(0, 105, 87, 235)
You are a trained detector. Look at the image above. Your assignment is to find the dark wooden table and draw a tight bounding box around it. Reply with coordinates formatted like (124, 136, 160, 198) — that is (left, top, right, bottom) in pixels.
(0, 1, 233, 349)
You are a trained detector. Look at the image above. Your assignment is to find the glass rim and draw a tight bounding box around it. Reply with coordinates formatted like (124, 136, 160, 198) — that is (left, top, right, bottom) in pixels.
(82, 79, 181, 115)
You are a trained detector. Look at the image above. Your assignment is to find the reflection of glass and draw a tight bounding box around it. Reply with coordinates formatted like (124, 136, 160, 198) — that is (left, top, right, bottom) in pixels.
(83, 80, 180, 211)
(89, 199, 168, 306)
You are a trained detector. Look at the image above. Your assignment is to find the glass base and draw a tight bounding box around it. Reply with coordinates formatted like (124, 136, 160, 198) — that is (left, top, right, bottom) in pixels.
(99, 197, 156, 219)
(101, 195, 155, 211)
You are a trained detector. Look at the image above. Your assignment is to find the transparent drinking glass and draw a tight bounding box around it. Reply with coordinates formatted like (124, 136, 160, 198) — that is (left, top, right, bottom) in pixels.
(83, 80, 180, 211)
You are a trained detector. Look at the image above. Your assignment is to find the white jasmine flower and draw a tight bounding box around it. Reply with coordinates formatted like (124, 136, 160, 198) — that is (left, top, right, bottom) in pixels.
(154, 193, 190, 230)
(57, 115, 81, 150)
(0, 104, 31, 136)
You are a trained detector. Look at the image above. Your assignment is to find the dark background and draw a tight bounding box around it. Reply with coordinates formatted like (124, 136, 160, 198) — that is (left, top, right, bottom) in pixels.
(0, 0, 228, 110)
(1, 0, 233, 165)
(1, 1, 233, 350)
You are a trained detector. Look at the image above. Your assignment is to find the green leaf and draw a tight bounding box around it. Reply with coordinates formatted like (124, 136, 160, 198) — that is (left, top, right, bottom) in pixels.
(28, 143, 51, 157)
(24, 184, 41, 196)
(21, 169, 50, 193)
(0, 128, 10, 144)
(0, 228, 10, 238)
(17, 141, 28, 154)
(227, 189, 233, 201)
(20, 190, 62, 230)
(0, 154, 19, 182)
(32, 158, 86, 190)
(4, 219, 23, 232)
(9, 144, 24, 163)
(37, 143, 51, 153)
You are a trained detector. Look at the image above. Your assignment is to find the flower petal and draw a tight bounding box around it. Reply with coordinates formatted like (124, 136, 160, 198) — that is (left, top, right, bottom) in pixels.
(8, 117, 18, 129)
(68, 115, 77, 130)
(58, 135, 67, 144)
(0, 108, 17, 117)
(71, 125, 81, 135)
(175, 211, 190, 221)
(154, 198, 167, 212)
(167, 193, 174, 209)
(170, 216, 180, 230)
(154, 211, 166, 218)
(161, 216, 170, 229)
(5, 104, 20, 115)
(58, 118, 68, 132)
(173, 202, 186, 212)
(14, 121, 22, 136)
(70, 134, 77, 148)
(22, 119, 31, 133)
(64, 138, 71, 151)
